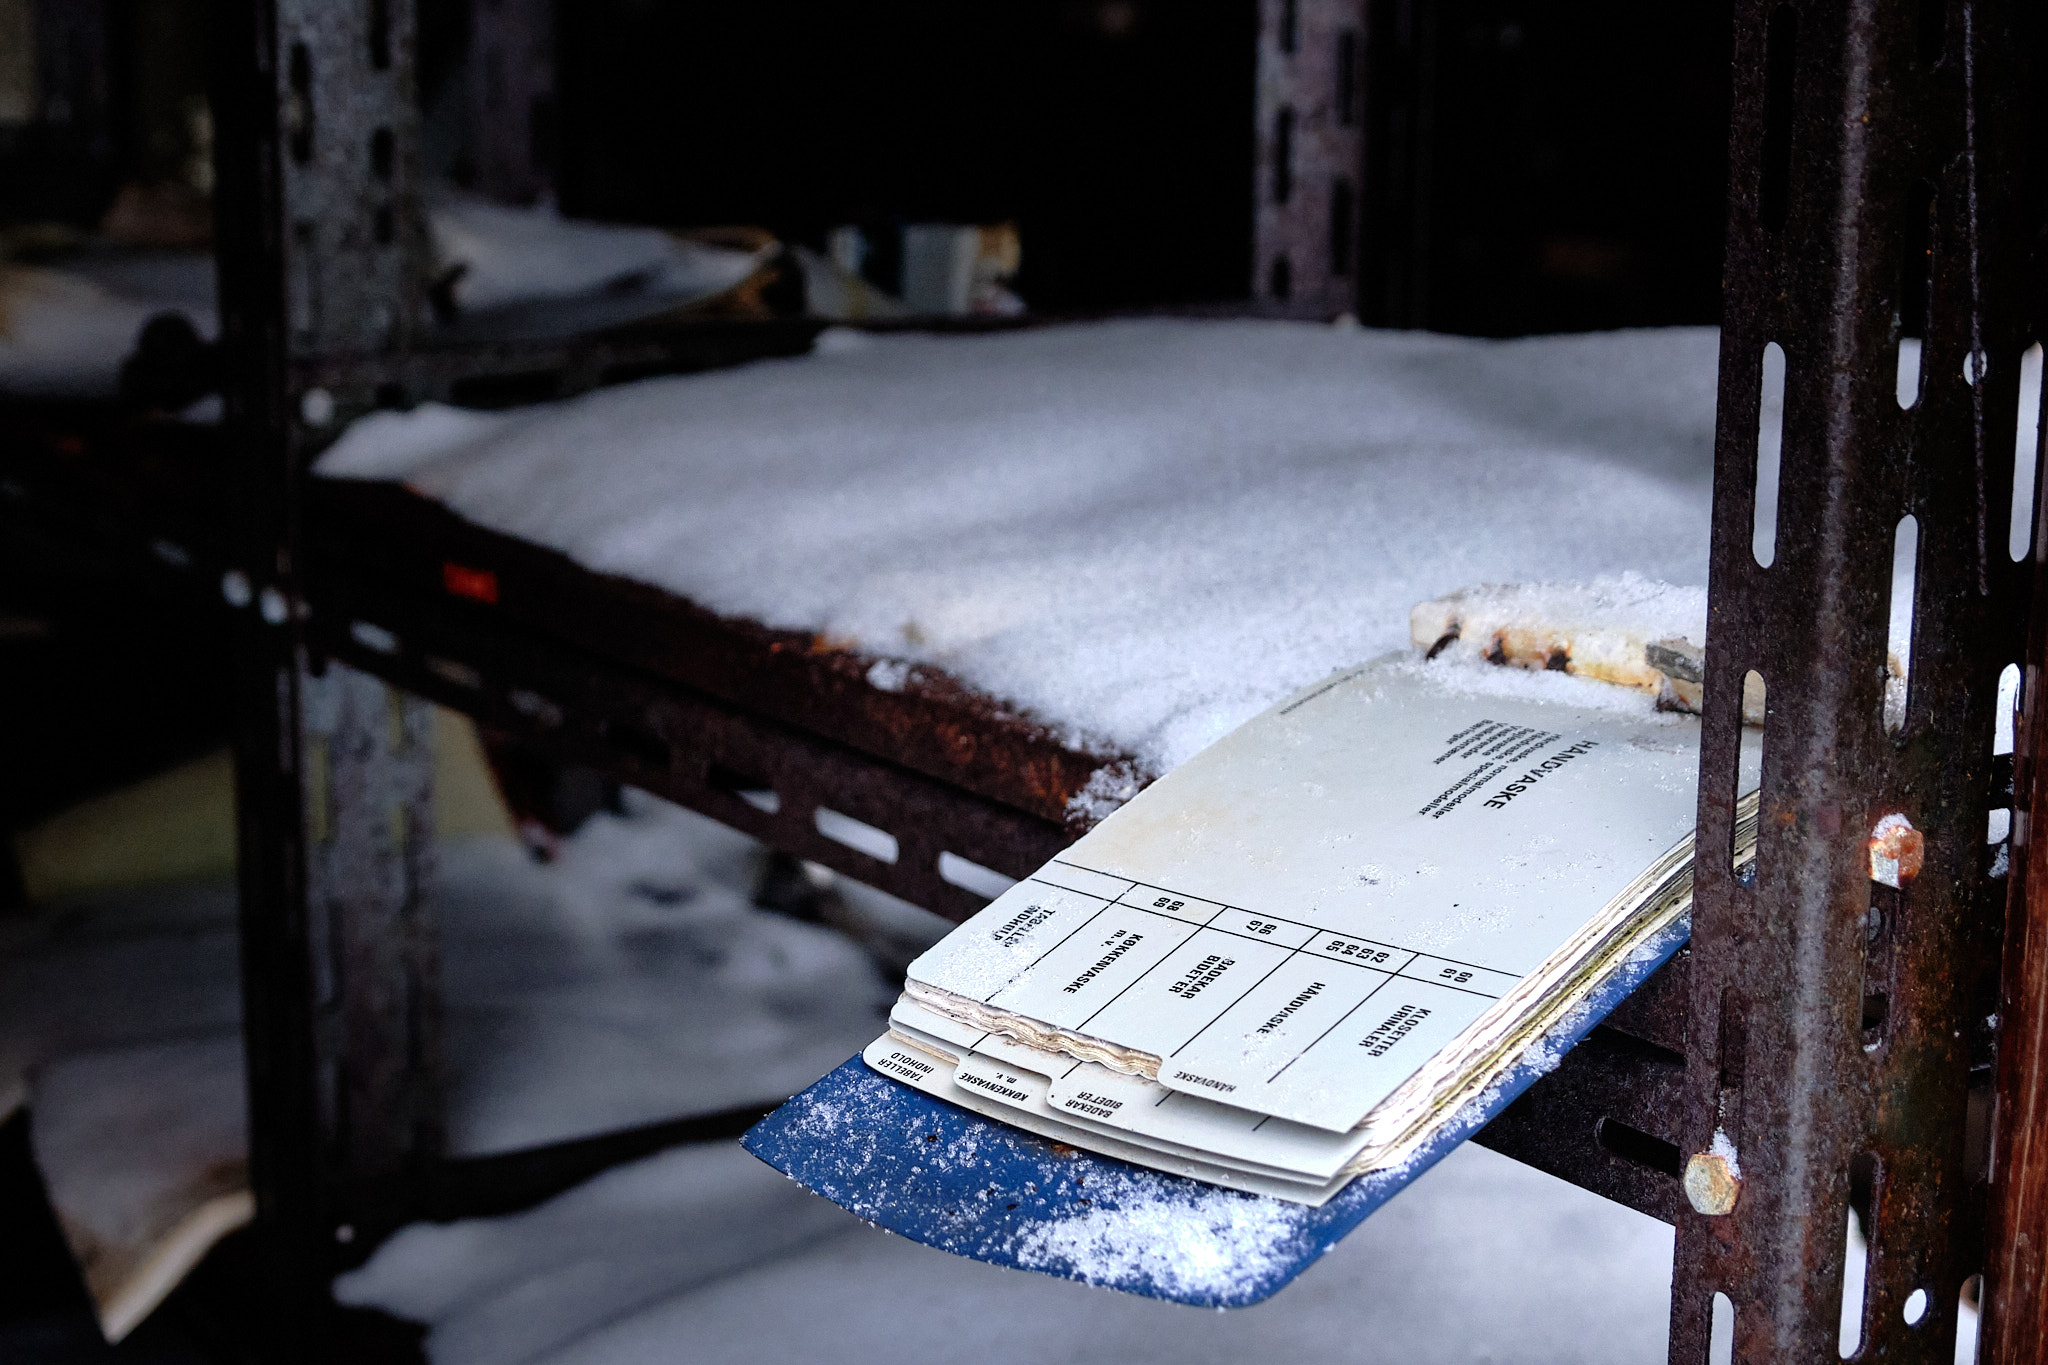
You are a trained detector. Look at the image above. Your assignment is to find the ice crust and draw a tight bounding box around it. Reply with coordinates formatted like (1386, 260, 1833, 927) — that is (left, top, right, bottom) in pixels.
(316, 319, 1722, 774)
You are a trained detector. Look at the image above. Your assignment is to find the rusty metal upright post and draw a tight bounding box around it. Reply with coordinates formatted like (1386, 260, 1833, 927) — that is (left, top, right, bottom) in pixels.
(212, 0, 443, 1345)
(1983, 20, 2048, 1342)
(1673, 0, 2040, 1361)
(1987, 444, 2048, 1359)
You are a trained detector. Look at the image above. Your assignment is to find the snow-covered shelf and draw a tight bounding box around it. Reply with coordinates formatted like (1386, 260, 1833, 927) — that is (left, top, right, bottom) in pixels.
(3, 315, 1718, 1236)
(314, 319, 1718, 785)
(7, 316, 1725, 923)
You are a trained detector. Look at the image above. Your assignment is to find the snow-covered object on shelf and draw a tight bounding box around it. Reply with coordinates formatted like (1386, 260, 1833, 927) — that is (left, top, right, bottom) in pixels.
(316, 318, 1724, 784)
(1409, 576, 1705, 693)
(429, 196, 771, 315)
(0, 200, 771, 399)
(5, 789, 898, 1341)
(747, 647, 1764, 1298)
(0, 258, 216, 398)
(879, 657, 1759, 1197)
(790, 245, 913, 322)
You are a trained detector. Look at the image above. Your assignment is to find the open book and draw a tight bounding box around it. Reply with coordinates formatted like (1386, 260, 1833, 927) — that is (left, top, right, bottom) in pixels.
(862, 655, 1760, 1206)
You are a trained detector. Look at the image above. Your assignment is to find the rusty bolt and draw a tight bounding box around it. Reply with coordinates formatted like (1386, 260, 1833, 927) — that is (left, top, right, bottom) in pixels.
(1869, 813, 1924, 888)
(1684, 1152, 1742, 1216)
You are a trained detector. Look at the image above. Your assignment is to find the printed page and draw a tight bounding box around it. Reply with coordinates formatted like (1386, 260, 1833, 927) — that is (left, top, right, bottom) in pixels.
(907, 659, 1723, 1132)
(859, 1030, 1349, 1203)
(890, 998, 1374, 1180)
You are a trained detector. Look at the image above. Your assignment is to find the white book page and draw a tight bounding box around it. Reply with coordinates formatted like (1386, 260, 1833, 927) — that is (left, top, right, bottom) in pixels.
(890, 998, 1373, 1180)
(859, 1031, 1348, 1203)
(908, 659, 1724, 1131)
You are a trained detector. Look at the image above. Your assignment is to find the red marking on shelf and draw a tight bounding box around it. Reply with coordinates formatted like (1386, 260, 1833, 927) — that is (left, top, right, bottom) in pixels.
(442, 562, 499, 604)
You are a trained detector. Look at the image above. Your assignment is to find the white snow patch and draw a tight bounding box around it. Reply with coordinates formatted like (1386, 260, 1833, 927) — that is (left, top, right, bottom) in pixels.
(0, 260, 215, 397)
(5, 792, 896, 1320)
(338, 1139, 1674, 1365)
(318, 403, 516, 482)
(1709, 1127, 1742, 1180)
(865, 658, 914, 692)
(315, 320, 1721, 774)
(430, 197, 767, 314)
(1012, 1176, 1308, 1301)
(1066, 760, 1148, 826)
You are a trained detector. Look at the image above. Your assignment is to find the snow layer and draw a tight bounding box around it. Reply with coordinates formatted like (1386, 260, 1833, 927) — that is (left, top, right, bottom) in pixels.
(337, 1136, 1674, 1365)
(0, 202, 763, 397)
(6, 793, 900, 1330)
(436, 791, 892, 1154)
(317, 319, 1721, 773)
(0, 877, 242, 1124)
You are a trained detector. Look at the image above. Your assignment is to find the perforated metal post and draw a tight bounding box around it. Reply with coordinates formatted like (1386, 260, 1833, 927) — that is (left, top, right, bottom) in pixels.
(213, 0, 441, 1342)
(1672, 1, 2041, 1361)
(467, 0, 555, 205)
(1252, 0, 1368, 318)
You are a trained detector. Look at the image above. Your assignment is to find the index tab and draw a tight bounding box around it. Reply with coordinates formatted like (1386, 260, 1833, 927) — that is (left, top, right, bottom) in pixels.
(952, 1052, 1050, 1114)
(863, 1034, 955, 1088)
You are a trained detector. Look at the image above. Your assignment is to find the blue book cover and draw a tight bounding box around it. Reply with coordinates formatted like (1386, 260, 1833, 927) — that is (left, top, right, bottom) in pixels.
(742, 914, 1687, 1308)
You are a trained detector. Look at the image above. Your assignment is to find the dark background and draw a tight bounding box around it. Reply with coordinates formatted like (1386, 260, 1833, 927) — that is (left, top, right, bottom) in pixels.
(528, 0, 1734, 329)
(3, 0, 1736, 332)
(542, 0, 1260, 314)
(1404, 0, 1736, 335)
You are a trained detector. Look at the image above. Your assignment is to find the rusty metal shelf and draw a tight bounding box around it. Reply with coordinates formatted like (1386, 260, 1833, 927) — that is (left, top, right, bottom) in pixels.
(0, 394, 1703, 1226)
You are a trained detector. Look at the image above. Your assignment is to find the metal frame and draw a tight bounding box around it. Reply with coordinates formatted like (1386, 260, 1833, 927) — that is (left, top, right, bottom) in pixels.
(1676, 0, 2042, 1358)
(209, 0, 438, 1341)
(0, 0, 2040, 1354)
(1252, 0, 1369, 316)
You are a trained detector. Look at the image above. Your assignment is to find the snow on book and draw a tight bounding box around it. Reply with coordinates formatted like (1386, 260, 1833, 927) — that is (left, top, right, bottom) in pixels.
(869, 655, 1760, 1206)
